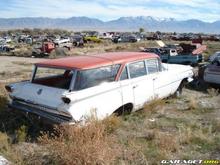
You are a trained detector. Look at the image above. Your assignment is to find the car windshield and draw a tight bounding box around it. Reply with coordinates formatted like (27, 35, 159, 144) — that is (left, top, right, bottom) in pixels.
(74, 64, 120, 90)
(32, 66, 76, 90)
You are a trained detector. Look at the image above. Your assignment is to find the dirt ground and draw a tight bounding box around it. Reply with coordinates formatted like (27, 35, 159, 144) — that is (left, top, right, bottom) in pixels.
(0, 56, 45, 83)
(0, 56, 42, 72)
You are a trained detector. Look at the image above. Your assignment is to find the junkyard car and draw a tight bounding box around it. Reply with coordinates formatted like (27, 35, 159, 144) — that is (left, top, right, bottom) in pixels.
(204, 59, 220, 85)
(208, 51, 220, 63)
(142, 47, 203, 66)
(6, 52, 194, 124)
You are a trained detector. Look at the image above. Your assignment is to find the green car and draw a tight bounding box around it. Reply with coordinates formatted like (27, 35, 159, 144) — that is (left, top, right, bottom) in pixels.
(143, 47, 203, 66)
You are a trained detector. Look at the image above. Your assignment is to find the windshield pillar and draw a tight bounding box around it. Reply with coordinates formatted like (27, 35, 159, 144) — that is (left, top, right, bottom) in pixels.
(69, 70, 78, 91)
(31, 65, 37, 82)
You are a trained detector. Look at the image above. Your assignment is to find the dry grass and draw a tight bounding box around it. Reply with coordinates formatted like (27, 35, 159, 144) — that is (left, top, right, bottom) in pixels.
(188, 96, 199, 110)
(0, 83, 8, 114)
(38, 118, 122, 165)
(12, 61, 32, 66)
(115, 92, 220, 164)
(207, 88, 219, 97)
(57, 40, 157, 57)
(0, 132, 10, 152)
(15, 125, 27, 143)
(11, 44, 33, 57)
(0, 132, 23, 164)
(143, 99, 166, 116)
(203, 41, 220, 60)
(155, 132, 179, 153)
(0, 88, 219, 164)
(102, 115, 122, 134)
(0, 71, 31, 83)
(0, 83, 7, 97)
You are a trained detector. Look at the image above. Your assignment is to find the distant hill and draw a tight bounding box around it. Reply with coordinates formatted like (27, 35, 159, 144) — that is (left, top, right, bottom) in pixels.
(0, 16, 219, 33)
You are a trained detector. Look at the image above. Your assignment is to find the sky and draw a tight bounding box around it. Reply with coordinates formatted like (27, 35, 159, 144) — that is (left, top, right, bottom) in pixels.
(0, 0, 220, 22)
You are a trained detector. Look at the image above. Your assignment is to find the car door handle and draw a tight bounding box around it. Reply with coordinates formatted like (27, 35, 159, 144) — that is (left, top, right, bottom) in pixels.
(153, 77, 158, 81)
(133, 85, 138, 89)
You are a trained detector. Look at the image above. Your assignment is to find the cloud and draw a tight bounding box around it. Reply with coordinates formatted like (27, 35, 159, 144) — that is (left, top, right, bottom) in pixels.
(0, 0, 219, 22)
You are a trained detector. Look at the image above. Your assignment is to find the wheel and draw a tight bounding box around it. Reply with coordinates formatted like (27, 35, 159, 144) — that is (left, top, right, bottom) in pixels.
(114, 104, 133, 116)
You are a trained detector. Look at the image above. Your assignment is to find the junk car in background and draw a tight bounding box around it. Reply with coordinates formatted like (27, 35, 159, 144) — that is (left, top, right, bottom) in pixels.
(142, 40, 206, 66)
(204, 58, 220, 86)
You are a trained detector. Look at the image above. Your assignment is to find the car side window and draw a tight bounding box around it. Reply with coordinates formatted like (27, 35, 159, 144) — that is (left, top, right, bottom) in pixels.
(146, 59, 159, 74)
(74, 64, 120, 90)
(120, 67, 128, 80)
(129, 61, 147, 79)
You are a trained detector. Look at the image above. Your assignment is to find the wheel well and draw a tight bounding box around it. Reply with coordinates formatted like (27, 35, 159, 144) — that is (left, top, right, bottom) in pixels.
(172, 78, 188, 98)
(182, 78, 188, 85)
(113, 103, 133, 116)
(178, 78, 188, 89)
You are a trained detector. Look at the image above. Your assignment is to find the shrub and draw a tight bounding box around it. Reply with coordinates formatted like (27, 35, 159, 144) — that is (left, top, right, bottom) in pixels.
(12, 45, 33, 57)
(39, 119, 121, 165)
(207, 88, 219, 97)
(102, 115, 122, 134)
(0, 132, 10, 152)
(0, 84, 9, 131)
(15, 125, 27, 143)
(0, 95, 7, 111)
(143, 99, 166, 116)
(84, 36, 102, 43)
(188, 97, 198, 110)
(0, 132, 23, 164)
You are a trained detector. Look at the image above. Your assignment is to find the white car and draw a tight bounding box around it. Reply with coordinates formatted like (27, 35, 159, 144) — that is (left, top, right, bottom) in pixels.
(6, 52, 194, 124)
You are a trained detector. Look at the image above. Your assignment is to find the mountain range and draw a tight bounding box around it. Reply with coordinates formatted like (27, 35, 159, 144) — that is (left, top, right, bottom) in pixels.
(0, 16, 219, 33)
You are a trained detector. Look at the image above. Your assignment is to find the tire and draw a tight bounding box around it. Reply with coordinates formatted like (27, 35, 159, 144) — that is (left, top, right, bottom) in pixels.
(114, 104, 133, 116)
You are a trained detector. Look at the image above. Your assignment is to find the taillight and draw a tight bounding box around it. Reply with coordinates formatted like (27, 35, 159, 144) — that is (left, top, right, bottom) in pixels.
(5, 85, 14, 93)
(61, 97, 71, 104)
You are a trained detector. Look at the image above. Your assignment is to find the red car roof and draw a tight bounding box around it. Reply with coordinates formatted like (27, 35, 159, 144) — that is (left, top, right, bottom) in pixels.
(36, 52, 158, 69)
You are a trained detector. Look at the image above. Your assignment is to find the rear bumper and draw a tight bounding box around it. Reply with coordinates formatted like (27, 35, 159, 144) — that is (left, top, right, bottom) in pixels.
(8, 99, 74, 124)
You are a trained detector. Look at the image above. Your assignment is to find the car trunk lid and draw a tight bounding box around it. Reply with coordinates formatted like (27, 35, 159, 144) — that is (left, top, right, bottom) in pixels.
(13, 82, 67, 109)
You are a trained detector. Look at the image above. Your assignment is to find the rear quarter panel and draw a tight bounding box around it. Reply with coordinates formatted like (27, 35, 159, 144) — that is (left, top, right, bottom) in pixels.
(65, 82, 123, 121)
(162, 64, 193, 94)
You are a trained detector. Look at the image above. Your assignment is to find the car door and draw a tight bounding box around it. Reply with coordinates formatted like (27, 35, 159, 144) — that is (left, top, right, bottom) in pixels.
(119, 66, 134, 108)
(146, 58, 173, 98)
(127, 60, 154, 109)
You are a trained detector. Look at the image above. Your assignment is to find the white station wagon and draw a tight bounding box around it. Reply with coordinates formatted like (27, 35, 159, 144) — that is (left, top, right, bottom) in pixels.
(6, 52, 194, 124)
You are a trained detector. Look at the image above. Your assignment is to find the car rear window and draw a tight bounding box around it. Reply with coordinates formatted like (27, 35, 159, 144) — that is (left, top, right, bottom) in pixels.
(32, 67, 75, 90)
(74, 64, 120, 90)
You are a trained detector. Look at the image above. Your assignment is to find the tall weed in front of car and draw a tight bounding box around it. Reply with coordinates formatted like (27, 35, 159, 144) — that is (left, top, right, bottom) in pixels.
(207, 88, 219, 97)
(0, 83, 24, 163)
(0, 83, 7, 108)
(0, 83, 30, 135)
(143, 98, 167, 117)
(39, 117, 122, 165)
(0, 132, 23, 164)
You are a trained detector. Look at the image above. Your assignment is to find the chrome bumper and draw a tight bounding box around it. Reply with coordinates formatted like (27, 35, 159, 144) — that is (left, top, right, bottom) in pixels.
(8, 99, 73, 124)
